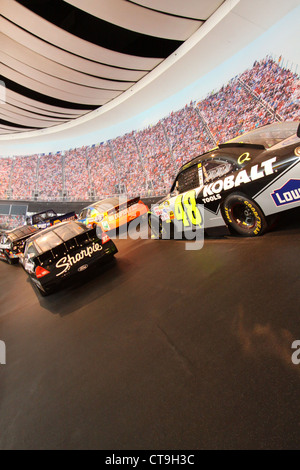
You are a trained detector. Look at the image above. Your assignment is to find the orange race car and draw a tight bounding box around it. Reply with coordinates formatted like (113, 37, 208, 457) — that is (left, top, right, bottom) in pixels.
(78, 196, 149, 232)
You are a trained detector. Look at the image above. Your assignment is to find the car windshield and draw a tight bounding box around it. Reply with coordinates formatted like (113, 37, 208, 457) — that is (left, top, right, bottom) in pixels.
(33, 222, 87, 254)
(227, 121, 299, 149)
(79, 209, 88, 219)
(32, 210, 56, 223)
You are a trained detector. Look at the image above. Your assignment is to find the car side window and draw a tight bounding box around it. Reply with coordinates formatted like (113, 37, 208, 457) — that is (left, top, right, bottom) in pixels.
(79, 209, 87, 219)
(25, 242, 39, 259)
(202, 159, 235, 184)
(176, 165, 200, 193)
(33, 215, 43, 224)
(174, 156, 239, 194)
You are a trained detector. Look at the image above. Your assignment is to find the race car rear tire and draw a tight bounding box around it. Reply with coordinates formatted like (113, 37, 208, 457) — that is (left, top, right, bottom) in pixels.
(4, 253, 13, 265)
(221, 192, 267, 237)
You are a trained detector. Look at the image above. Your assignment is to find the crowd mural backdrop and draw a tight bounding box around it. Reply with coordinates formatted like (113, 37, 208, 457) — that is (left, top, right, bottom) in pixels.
(0, 56, 299, 213)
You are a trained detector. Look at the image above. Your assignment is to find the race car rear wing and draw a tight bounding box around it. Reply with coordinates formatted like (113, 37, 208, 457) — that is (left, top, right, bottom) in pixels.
(218, 142, 265, 150)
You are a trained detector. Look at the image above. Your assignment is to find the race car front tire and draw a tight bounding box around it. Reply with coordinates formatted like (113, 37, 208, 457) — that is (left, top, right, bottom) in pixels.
(148, 214, 162, 239)
(221, 192, 267, 237)
(148, 214, 173, 239)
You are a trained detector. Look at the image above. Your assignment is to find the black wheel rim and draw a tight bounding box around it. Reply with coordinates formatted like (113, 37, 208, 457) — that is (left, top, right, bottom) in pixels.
(230, 202, 256, 229)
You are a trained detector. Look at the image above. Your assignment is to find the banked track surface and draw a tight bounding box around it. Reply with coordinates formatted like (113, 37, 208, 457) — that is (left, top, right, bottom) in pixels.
(0, 213, 300, 450)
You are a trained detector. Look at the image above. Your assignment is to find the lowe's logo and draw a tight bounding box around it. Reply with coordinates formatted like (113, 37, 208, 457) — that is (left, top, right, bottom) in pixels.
(271, 179, 300, 206)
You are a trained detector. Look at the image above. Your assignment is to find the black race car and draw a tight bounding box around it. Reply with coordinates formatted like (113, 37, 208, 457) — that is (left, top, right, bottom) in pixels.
(149, 120, 300, 238)
(0, 225, 40, 264)
(20, 220, 118, 295)
(26, 209, 77, 229)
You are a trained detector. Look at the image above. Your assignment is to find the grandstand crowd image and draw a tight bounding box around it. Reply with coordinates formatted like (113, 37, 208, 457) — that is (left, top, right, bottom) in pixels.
(0, 0, 300, 453)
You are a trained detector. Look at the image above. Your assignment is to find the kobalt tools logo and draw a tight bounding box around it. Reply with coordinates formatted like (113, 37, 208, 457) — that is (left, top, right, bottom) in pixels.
(271, 179, 300, 206)
(202, 157, 276, 198)
(56, 243, 102, 277)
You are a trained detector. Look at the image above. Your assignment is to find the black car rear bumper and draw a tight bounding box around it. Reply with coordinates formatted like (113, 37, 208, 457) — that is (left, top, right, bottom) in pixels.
(31, 240, 117, 294)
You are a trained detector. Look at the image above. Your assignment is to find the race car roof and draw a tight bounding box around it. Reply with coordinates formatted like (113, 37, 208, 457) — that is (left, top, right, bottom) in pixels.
(92, 197, 121, 212)
(226, 121, 300, 149)
(29, 220, 88, 254)
(6, 224, 39, 241)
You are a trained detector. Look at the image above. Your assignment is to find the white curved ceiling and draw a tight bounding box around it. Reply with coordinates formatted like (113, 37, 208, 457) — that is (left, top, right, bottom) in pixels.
(0, 0, 299, 150)
(0, 0, 222, 135)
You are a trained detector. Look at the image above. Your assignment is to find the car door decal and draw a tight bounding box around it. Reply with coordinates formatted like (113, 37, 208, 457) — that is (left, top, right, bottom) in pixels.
(174, 190, 203, 227)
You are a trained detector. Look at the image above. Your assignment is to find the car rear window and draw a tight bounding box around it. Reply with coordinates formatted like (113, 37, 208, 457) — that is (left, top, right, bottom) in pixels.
(34, 222, 87, 253)
(10, 225, 37, 240)
(34, 231, 62, 253)
(54, 222, 87, 240)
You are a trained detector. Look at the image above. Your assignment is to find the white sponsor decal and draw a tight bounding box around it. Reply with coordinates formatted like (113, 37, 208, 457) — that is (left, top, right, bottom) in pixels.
(198, 164, 204, 187)
(0, 243, 11, 249)
(109, 204, 139, 221)
(202, 157, 276, 198)
(153, 207, 163, 217)
(275, 188, 300, 204)
(56, 242, 102, 277)
(202, 194, 221, 204)
(102, 221, 110, 230)
(78, 264, 88, 272)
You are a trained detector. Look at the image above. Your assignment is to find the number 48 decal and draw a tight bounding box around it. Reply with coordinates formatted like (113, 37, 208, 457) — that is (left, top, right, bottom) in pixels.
(174, 190, 202, 227)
